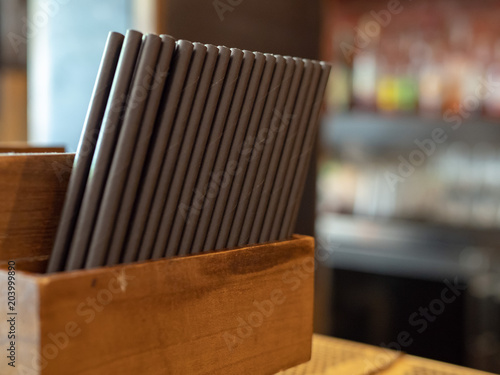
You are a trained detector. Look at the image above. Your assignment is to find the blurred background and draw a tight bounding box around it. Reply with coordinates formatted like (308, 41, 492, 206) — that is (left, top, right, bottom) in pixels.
(0, 0, 499, 372)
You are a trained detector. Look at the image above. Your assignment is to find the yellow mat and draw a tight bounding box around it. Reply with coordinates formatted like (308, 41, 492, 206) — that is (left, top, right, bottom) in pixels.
(280, 335, 497, 375)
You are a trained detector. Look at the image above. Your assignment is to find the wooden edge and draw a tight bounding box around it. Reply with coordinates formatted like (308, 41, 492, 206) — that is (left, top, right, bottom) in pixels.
(0, 147, 66, 154)
(15, 234, 314, 278)
(0, 152, 74, 157)
(0, 256, 48, 273)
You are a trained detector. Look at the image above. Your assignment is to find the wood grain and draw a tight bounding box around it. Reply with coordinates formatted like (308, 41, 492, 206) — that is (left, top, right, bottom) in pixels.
(0, 235, 314, 375)
(0, 153, 74, 263)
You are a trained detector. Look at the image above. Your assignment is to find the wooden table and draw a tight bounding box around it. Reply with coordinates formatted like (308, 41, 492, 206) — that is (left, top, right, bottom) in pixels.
(280, 335, 498, 375)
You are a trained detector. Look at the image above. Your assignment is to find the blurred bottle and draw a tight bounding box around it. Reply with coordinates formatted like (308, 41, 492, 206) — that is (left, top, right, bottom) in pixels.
(352, 16, 379, 111)
(418, 61, 444, 116)
(442, 16, 474, 116)
(396, 34, 418, 113)
(397, 77, 418, 112)
(484, 40, 500, 118)
(326, 29, 353, 113)
(414, 31, 445, 116)
(459, 36, 489, 118)
(440, 142, 473, 225)
(442, 52, 466, 115)
(352, 50, 377, 110)
(470, 144, 498, 227)
(375, 36, 398, 113)
(376, 74, 399, 113)
(326, 63, 351, 113)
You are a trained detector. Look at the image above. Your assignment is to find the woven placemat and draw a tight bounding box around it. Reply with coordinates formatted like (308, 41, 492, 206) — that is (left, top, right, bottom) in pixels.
(279, 335, 497, 375)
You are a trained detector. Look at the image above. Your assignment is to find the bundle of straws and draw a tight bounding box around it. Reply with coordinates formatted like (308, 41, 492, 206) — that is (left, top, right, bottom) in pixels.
(47, 30, 331, 272)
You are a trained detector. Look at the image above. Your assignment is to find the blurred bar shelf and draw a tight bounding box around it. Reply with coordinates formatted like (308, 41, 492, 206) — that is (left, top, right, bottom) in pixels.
(321, 112, 500, 152)
(316, 212, 500, 281)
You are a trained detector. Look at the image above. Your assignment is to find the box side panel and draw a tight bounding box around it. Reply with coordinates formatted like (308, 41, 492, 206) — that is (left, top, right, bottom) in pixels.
(38, 236, 314, 375)
(0, 153, 73, 263)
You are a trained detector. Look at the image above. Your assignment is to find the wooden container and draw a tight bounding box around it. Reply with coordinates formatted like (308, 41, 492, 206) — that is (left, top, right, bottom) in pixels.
(0, 153, 315, 375)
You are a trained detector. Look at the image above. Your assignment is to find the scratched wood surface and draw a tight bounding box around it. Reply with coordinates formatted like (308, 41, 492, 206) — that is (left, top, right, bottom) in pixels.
(0, 235, 314, 375)
(0, 153, 74, 263)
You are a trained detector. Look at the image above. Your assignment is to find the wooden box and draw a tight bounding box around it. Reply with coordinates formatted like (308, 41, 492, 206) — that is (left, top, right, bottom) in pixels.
(0, 153, 315, 375)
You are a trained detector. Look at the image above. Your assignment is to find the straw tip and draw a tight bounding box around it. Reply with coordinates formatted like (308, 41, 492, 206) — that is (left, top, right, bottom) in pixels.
(253, 52, 266, 62)
(217, 45, 231, 58)
(125, 29, 143, 37)
(230, 48, 244, 58)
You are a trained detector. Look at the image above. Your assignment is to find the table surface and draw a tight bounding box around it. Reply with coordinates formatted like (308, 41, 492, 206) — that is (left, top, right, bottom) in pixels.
(280, 335, 498, 375)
